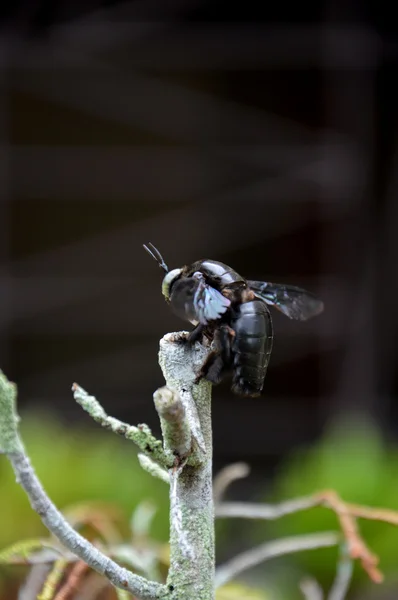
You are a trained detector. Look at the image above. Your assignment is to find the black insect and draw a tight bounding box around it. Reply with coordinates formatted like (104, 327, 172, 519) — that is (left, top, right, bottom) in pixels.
(144, 242, 324, 397)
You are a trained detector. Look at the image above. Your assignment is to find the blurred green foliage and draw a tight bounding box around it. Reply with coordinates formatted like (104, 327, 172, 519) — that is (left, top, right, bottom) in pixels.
(216, 582, 269, 598)
(0, 409, 169, 550)
(254, 413, 398, 596)
(3, 410, 398, 599)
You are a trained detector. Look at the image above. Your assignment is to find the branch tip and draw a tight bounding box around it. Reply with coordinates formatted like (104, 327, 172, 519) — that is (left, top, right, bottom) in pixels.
(154, 385, 192, 460)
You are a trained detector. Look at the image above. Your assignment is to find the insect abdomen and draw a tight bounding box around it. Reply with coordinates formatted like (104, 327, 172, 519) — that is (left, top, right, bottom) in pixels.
(230, 300, 273, 397)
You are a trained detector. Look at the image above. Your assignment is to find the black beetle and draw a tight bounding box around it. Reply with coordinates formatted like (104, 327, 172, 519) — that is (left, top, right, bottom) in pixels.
(144, 242, 323, 397)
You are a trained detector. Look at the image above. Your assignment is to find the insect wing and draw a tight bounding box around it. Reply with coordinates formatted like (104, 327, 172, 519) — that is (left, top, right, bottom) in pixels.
(248, 280, 324, 321)
(193, 272, 231, 324)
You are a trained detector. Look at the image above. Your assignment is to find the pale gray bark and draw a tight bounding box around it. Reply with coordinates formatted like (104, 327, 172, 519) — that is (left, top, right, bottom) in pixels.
(158, 332, 215, 600)
(0, 331, 216, 600)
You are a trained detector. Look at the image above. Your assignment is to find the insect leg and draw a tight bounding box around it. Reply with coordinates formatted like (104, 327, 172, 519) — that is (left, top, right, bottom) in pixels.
(218, 324, 235, 366)
(187, 323, 206, 344)
(196, 325, 234, 385)
(170, 324, 205, 346)
(201, 354, 225, 385)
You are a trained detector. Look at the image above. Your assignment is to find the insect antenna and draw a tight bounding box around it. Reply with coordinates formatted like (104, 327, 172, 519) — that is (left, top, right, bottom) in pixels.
(143, 242, 169, 273)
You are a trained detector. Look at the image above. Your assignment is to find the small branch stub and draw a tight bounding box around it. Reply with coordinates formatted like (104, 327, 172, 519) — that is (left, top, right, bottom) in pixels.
(158, 332, 209, 456)
(154, 386, 192, 460)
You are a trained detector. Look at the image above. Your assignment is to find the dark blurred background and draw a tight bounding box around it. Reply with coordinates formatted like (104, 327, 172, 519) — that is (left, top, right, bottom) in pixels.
(1, 1, 398, 597)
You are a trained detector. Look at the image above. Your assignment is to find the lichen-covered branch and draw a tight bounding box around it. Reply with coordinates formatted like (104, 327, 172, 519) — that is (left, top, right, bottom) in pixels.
(138, 453, 170, 484)
(5, 331, 392, 600)
(0, 332, 216, 600)
(158, 332, 215, 600)
(72, 332, 215, 598)
(0, 371, 167, 600)
(72, 383, 170, 469)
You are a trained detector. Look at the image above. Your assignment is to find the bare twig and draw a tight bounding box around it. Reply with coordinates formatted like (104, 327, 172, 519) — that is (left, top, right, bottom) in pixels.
(54, 560, 90, 600)
(216, 496, 317, 519)
(327, 544, 353, 600)
(19, 564, 52, 600)
(337, 503, 398, 526)
(213, 462, 250, 503)
(74, 571, 111, 600)
(317, 491, 382, 583)
(131, 501, 158, 539)
(37, 558, 68, 600)
(217, 487, 398, 584)
(215, 532, 340, 588)
(300, 577, 324, 600)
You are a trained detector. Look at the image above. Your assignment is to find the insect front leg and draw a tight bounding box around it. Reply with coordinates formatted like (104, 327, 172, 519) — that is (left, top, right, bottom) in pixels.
(170, 323, 206, 347)
(187, 323, 206, 344)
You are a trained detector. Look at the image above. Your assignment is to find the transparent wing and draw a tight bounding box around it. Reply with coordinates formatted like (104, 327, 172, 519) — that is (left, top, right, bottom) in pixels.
(193, 272, 231, 324)
(248, 280, 324, 321)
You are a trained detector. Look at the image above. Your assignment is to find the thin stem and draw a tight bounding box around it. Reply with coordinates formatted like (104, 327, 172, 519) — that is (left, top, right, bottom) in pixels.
(300, 577, 324, 600)
(327, 544, 354, 600)
(213, 462, 250, 503)
(215, 496, 318, 520)
(72, 383, 170, 469)
(215, 532, 340, 589)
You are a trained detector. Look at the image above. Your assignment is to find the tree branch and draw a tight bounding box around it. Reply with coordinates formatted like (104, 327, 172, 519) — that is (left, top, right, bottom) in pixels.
(216, 487, 398, 584)
(215, 532, 341, 588)
(1, 331, 216, 600)
(72, 383, 170, 469)
(0, 372, 167, 600)
(138, 453, 170, 484)
(215, 497, 317, 520)
(157, 332, 215, 599)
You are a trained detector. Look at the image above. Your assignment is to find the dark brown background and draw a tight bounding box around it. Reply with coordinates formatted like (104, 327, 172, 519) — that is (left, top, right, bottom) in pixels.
(0, 0, 397, 478)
